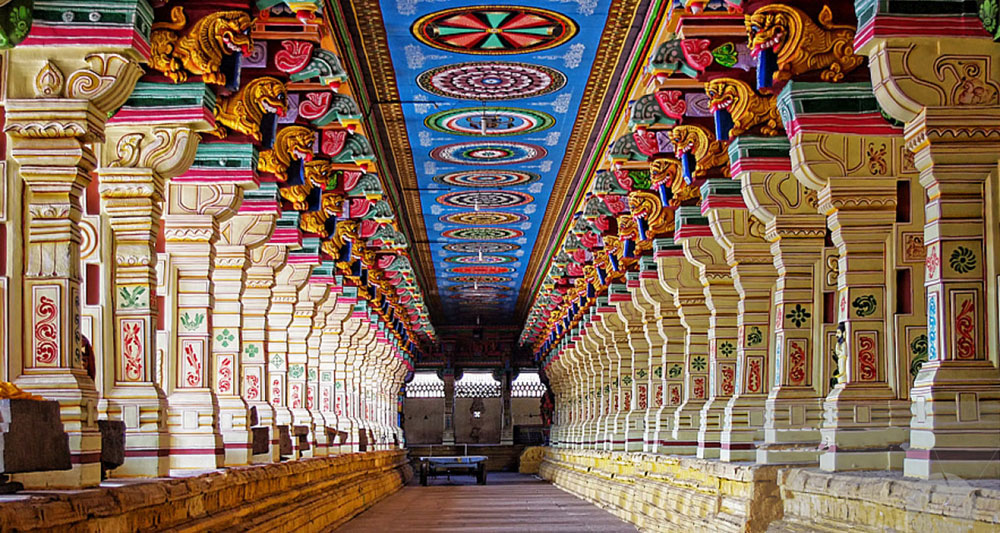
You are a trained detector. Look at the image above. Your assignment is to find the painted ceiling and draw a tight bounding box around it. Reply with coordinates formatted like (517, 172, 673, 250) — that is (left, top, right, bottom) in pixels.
(376, 0, 614, 323)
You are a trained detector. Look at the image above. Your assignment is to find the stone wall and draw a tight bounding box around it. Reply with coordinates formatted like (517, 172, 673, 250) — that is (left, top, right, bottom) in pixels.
(539, 448, 782, 532)
(540, 449, 1000, 532)
(0, 450, 411, 533)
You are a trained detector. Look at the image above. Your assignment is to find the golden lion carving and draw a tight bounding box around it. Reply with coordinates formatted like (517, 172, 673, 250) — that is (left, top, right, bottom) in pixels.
(706, 77, 782, 138)
(628, 190, 675, 239)
(746, 4, 863, 87)
(209, 76, 287, 141)
(150, 6, 254, 86)
(258, 126, 315, 180)
(668, 125, 730, 180)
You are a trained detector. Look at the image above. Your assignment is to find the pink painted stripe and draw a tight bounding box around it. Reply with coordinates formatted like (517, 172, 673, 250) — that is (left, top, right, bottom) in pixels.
(730, 157, 791, 175)
(855, 16, 991, 49)
(627, 280, 640, 288)
(108, 107, 214, 125)
(654, 250, 683, 258)
(23, 24, 151, 60)
(169, 448, 224, 455)
(237, 201, 281, 214)
(124, 448, 171, 457)
(597, 307, 616, 313)
(701, 196, 746, 214)
(785, 114, 901, 138)
(675, 226, 714, 239)
(609, 294, 631, 302)
(175, 168, 258, 183)
(270, 229, 301, 245)
(640, 271, 657, 279)
(310, 276, 337, 284)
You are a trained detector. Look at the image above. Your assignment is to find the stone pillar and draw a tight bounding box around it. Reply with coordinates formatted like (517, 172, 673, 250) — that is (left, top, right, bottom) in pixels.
(163, 178, 244, 474)
(858, 18, 1000, 478)
(655, 237, 709, 455)
(615, 278, 648, 452)
(98, 100, 208, 477)
(321, 286, 353, 454)
(308, 277, 339, 457)
(631, 260, 666, 453)
(702, 180, 778, 462)
(781, 81, 913, 471)
(213, 200, 279, 467)
(675, 206, 740, 459)
(733, 136, 829, 464)
(501, 367, 513, 445)
(334, 304, 363, 450)
(7, 48, 143, 488)
(645, 245, 688, 453)
(596, 289, 628, 451)
(243, 243, 287, 463)
(268, 261, 312, 457)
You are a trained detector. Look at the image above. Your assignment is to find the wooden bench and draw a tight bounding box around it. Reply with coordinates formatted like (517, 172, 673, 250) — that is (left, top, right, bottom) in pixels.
(418, 455, 488, 486)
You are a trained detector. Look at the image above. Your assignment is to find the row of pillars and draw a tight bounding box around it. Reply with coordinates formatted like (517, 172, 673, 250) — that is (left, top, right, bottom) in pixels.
(544, 33, 1000, 480)
(4, 42, 412, 488)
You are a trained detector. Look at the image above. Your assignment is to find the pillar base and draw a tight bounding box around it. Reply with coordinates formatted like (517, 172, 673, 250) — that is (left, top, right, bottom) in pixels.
(106, 385, 170, 477)
(218, 396, 251, 467)
(720, 395, 767, 462)
(696, 399, 728, 459)
(166, 390, 223, 474)
(819, 388, 910, 472)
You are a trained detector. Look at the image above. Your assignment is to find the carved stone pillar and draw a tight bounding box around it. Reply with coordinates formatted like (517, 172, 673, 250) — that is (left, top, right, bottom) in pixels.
(321, 286, 353, 454)
(615, 278, 648, 452)
(590, 299, 618, 449)
(213, 193, 279, 467)
(596, 287, 629, 451)
(675, 206, 740, 459)
(267, 260, 312, 457)
(7, 47, 143, 488)
(703, 180, 778, 462)
(163, 179, 243, 474)
(646, 244, 689, 453)
(308, 275, 339, 457)
(858, 17, 1000, 478)
(655, 237, 709, 455)
(334, 303, 363, 449)
(633, 258, 667, 453)
(98, 87, 209, 477)
(781, 81, 914, 471)
(243, 243, 287, 463)
(733, 136, 829, 464)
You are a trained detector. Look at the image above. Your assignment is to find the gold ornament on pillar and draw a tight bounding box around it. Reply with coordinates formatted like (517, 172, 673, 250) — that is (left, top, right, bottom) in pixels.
(628, 190, 675, 238)
(745, 5, 863, 86)
(209, 76, 288, 140)
(258, 125, 316, 180)
(150, 6, 254, 85)
(668, 125, 730, 180)
(705, 77, 782, 137)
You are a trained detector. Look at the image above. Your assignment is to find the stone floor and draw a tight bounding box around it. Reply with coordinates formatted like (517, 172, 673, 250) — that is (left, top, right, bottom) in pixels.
(333, 472, 638, 533)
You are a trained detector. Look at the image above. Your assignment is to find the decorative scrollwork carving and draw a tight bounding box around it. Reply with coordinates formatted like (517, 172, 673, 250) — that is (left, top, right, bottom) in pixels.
(149, 6, 253, 86)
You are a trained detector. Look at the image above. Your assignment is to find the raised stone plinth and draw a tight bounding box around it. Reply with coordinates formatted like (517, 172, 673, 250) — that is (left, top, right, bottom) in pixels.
(1, 399, 70, 475)
(0, 450, 410, 532)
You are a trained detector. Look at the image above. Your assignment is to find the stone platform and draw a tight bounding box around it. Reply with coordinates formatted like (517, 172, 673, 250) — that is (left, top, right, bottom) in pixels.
(0, 450, 411, 532)
(539, 448, 1000, 533)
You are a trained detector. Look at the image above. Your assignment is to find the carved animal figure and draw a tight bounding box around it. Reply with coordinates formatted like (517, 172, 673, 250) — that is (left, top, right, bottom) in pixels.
(305, 159, 336, 189)
(279, 182, 311, 211)
(150, 6, 254, 85)
(209, 77, 287, 141)
(668, 125, 730, 180)
(258, 126, 315, 180)
(745, 4, 863, 87)
(706, 77, 782, 137)
(628, 190, 675, 237)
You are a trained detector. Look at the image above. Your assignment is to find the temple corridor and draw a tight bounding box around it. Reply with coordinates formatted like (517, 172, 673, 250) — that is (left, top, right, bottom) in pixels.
(335, 473, 637, 533)
(0, 0, 999, 531)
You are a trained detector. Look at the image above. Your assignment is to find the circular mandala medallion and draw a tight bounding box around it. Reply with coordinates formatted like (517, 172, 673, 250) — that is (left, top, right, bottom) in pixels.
(431, 142, 546, 166)
(433, 170, 539, 188)
(418, 62, 567, 101)
(412, 6, 577, 55)
(449, 266, 515, 275)
(437, 190, 533, 209)
(450, 275, 513, 284)
(445, 254, 516, 264)
(448, 284, 511, 293)
(443, 227, 524, 240)
(443, 242, 520, 253)
(425, 107, 555, 136)
(440, 211, 528, 226)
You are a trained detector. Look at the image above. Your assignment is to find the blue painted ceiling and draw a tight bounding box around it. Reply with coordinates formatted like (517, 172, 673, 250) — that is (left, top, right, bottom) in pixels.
(379, 0, 612, 323)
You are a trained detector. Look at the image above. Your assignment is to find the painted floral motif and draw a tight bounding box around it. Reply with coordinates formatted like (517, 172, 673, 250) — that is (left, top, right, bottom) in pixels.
(746, 326, 763, 346)
(245, 344, 260, 359)
(218, 355, 233, 394)
(654, 366, 663, 378)
(857, 335, 878, 381)
(246, 373, 260, 400)
(720, 365, 735, 395)
(33, 295, 58, 365)
(184, 342, 202, 387)
(270, 354, 283, 369)
(747, 358, 762, 393)
(416, 62, 566, 101)
(909, 334, 928, 383)
(692, 376, 705, 399)
(866, 142, 887, 175)
(118, 286, 147, 309)
(655, 385, 663, 407)
(121, 320, 143, 381)
(719, 341, 735, 357)
(928, 294, 938, 361)
(669, 384, 681, 405)
(787, 340, 806, 386)
(216, 328, 235, 348)
(271, 378, 282, 406)
(637, 368, 647, 379)
(180, 312, 204, 331)
(785, 304, 811, 328)
(955, 297, 977, 359)
(926, 246, 940, 279)
(949, 246, 977, 274)
(691, 356, 707, 371)
(412, 7, 577, 55)
(851, 295, 877, 317)
(622, 375, 632, 386)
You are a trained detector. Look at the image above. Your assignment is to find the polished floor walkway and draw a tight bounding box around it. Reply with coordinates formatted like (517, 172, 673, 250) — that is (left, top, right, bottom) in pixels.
(334, 472, 637, 532)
